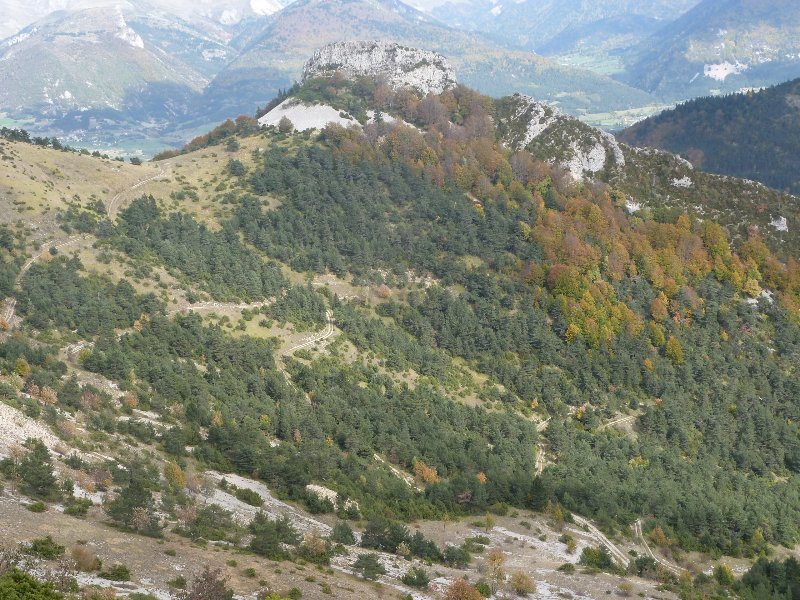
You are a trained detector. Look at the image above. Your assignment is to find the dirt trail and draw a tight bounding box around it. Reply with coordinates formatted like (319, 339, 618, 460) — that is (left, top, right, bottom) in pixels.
(572, 514, 630, 568)
(106, 166, 170, 219)
(167, 299, 272, 315)
(634, 518, 684, 575)
(288, 310, 335, 352)
(600, 414, 637, 430)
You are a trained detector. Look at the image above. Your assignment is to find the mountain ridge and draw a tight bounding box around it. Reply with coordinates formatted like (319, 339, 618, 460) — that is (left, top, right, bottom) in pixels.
(618, 77, 800, 194)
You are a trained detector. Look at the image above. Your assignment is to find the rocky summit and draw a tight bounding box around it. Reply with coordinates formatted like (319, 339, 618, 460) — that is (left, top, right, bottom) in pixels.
(302, 40, 457, 95)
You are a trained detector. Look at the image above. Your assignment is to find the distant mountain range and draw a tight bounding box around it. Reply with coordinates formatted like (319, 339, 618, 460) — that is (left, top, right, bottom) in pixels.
(206, 0, 655, 121)
(0, 0, 660, 151)
(428, 0, 697, 54)
(619, 0, 800, 100)
(619, 77, 800, 195)
(2, 0, 800, 154)
(0, 0, 288, 40)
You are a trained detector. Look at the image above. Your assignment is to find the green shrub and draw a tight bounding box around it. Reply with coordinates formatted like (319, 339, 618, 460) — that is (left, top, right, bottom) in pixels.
(329, 522, 356, 545)
(353, 553, 385, 580)
(26, 536, 65, 559)
(26, 501, 46, 512)
(475, 580, 492, 597)
(401, 567, 430, 589)
(64, 497, 92, 517)
(558, 563, 576, 573)
(0, 569, 62, 599)
(99, 563, 131, 581)
(233, 487, 263, 507)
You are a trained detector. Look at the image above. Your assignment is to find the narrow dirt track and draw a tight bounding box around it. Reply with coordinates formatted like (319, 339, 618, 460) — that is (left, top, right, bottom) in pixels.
(572, 514, 631, 568)
(288, 310, 335, 352)
(106, 166, 169, 219)
(634, 519, 684, 575)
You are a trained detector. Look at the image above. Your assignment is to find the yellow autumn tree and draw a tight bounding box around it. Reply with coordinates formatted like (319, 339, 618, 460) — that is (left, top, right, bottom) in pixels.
(666, 336, 684, 365)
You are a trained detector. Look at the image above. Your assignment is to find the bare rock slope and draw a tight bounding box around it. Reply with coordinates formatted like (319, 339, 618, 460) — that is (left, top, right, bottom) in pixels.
(302, 40, 457, 95)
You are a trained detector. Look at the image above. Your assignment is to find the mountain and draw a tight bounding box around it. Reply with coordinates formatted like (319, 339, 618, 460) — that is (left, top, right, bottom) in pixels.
(620, 0, 800, 100)
(493, 93, 798, 255)
(0, 0, 662, 152)
(248, 43, 798, 255)
(0, 0, 289, 40)
(303, 41, 457, 94)
(428, 0, 698, 53)
(2, 48, 800, 600)
(618, 78, 800, 195)
(0, 6, 228, 152)
(205, 0, 657, 122)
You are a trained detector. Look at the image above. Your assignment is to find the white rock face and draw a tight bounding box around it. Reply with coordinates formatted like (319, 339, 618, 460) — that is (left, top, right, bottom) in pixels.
(306, 484, 359, 511)
(303, 41, 457, 95)
(625, 199, 643, 213)
(770, 216, 788, 232)
(114, 12, 144, 49)
(505, 94, 625, 181)
(258, 98, 357, 131)
(672, 176, 693, 188)
(259, 98, 404, 132)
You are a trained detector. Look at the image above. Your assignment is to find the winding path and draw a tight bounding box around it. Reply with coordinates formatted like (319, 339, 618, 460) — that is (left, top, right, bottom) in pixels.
(167, 299, 273, 315)
(601, 414, 637, 430)
(572, 514, 631, 568)
(106, 166, 169, 219)
(288, 310, 335, 352)
(634, 519, 684, 576)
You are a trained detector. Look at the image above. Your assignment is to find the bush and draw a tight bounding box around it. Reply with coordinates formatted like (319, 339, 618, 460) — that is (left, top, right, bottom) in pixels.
(26, 536, 65, 559)
(558, 563, 575, 573)
(474, 580, 492, 597)
(188, 504, 237, 541)
(579, 546, 621, 574)
(0, 569, 62, 600)
(177, 566, 233, 600)
(72, 545, 101, 571)
(233, 487, 263, 507)
(64, 497, 92, 517)
(329, 522, 355, 545)
(353, 553, 385, 580)
(510, 571, 536, 595)
(248, 513, 299, 559)
(26, 501, 46, 512)
(401, 567, 430, 589)
(99, 563, 131, 581)
(443, 545, 470, 568)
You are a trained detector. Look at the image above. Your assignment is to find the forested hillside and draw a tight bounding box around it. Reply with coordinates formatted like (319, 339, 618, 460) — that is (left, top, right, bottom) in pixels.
(1, 69, 800, 599)
(619, 78, 800, 194)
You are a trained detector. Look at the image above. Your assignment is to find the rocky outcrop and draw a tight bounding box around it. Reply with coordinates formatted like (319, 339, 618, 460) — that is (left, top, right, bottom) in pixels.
(302, 41, 457, 95)
(499, 93, 625, 181)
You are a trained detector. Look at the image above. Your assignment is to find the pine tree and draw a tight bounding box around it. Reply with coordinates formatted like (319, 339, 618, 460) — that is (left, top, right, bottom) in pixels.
(20, 438, 59, 501)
